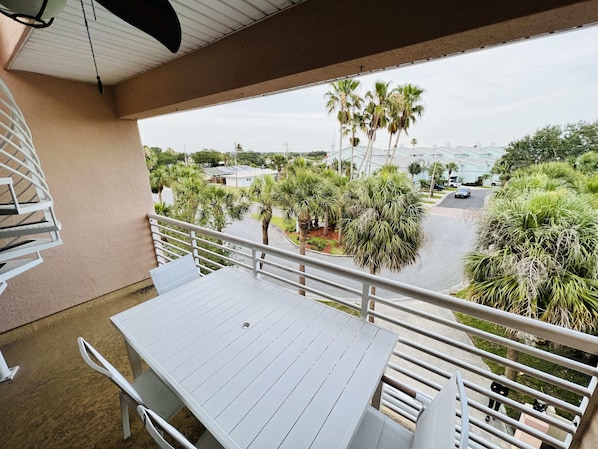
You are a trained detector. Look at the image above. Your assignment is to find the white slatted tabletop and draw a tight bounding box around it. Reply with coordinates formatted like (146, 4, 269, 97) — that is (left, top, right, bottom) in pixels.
(111, 268, 398, 449)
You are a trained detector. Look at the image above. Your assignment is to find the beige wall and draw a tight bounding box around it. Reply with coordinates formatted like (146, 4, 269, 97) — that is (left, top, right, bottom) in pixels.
(0, 25, 156, 333)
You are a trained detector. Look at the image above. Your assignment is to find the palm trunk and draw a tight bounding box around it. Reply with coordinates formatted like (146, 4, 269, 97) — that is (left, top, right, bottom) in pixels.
(298, 217, 310, 296)
(338, 122, 343, 175)
(505, 330, 521, 381)
(385, 133, 393, 165)
(390, 130, 403, 162)
(260, 218, 270, 269)
(323, 211, 329, 237)
(350, 140, 355, 180)
(158, 186, 163, 203)
(369, 265, 376, 323)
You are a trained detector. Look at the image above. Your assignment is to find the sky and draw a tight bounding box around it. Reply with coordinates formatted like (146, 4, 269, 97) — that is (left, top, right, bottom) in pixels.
(138, 25, 598, 154)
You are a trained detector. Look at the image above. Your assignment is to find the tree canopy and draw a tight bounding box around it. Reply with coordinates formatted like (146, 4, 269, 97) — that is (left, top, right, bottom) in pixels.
(493, 120, 598, 175)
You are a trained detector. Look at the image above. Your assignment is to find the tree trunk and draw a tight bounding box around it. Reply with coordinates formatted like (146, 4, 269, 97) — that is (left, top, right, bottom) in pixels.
(390, 130, 403, 161)
(505, 346, 520, 381)
(369, 266, 376, 323)
(385, 133, 393, 165)
(298, 218, 309, 296)
(158, 186, 163, 203)
(323, 211, 329, 237)
(260, 219, 270, 269)
(338, 121, 343, 175)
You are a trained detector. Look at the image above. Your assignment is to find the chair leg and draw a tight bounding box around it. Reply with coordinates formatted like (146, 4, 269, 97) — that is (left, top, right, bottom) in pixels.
(120, 394, 131, 439)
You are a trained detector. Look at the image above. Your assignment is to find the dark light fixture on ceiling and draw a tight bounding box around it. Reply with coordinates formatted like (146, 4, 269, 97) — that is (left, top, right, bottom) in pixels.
(0, 0, 67, 28)
(0, 0, 181, 53)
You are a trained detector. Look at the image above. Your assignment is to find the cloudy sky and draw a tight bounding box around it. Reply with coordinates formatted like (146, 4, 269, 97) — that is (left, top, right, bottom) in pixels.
(138, 25, 598, 154)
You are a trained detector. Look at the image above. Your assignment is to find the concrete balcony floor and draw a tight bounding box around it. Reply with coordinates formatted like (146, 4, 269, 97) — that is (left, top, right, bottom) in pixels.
(0, 282, 205, 449)
(1, 279, 597, 449)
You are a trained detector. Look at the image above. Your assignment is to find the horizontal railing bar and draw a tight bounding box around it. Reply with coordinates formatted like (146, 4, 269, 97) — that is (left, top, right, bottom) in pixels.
(152, 236, 192, 253)
(149, 213, 598, 355)
(371, 293, 598, 377)
(148, 214, 598, 449)
(375, 309, 590, 396)
(395, 342, 581, 416)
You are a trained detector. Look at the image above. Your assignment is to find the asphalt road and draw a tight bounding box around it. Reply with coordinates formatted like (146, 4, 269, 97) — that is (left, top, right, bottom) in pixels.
(223, 190, 493, 296)
(437, 186, 492, 209)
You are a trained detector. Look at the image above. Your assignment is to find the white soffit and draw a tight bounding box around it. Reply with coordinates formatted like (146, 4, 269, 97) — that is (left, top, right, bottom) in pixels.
(8, 0, 303, 86)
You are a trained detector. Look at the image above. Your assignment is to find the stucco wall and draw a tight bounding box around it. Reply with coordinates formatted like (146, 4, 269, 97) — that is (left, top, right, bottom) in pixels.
(0, 27, 156, 333)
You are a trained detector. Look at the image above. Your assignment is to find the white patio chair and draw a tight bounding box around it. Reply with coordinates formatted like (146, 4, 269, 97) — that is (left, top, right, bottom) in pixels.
(77, 337, 183, 440)
(137, 405, 223, 449)
(349, 372, 469, 449)
(149, 254, 200, 295)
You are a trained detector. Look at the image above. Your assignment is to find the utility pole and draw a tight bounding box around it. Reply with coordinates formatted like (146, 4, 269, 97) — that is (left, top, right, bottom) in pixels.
(234, 142, 242, 189)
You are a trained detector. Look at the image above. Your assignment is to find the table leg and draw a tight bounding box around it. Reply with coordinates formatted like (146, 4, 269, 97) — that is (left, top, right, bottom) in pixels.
(372, 379, 383, 409)
(124, 341, 143, 378)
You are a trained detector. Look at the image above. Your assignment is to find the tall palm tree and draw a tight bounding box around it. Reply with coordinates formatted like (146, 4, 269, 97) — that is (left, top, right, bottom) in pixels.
(389, 84, 426, 162)
(325, 79, 362, 175)
(341, 169, 426, 322)
(427, 161, 444, 197)
(465, 187, 598, 380)
(349, 111, 364, 180)
(357, 81, 392, 177)
(385, 91, 405, 163)
(274, 169, 323, 295)
(248, 175, 276, 267)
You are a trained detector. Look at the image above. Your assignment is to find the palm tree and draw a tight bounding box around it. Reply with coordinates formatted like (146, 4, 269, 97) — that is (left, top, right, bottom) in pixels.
(196, 184, 249, 232)
(349, 111, 364, 180)
(464, 188, 598, 380)
(411, 138, 418, 148)
(385, 91, 405, 163)
(357, 81, 392, 177)
(388, 84, 425, 162)
(407, 160, 424, 182)
(446, 162, 459, 184)
(325, 79, 362, 175)
(274, 169, 323, 295)
(269, 154, 287, 179)
(427, 161, 444, 197)
(341, 168, 426, 322)
(171, 174, 204, 223)
(248, 175, 276, 267)
(149, 166, 171, 203)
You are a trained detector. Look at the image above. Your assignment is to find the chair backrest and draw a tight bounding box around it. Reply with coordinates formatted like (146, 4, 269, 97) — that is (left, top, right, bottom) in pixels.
(411, 372, 469, 449)
(137, 405, 196, 449)
(149, 254, 199, 295)
(77, 337, 144, 404)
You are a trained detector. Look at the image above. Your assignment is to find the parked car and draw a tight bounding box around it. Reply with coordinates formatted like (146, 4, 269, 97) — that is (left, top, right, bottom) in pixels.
(434, 183, 444, 191)
(454, 186, 471, 198)
(449, 182, 461, 188)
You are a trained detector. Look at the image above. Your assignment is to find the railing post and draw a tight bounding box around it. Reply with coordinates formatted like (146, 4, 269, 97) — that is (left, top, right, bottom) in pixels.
(149, 217, 165, 265)
(361, 282, 370, 321)
(190, 230, 200, 273)
(569, 375, 598, 449)
(251, 248, 259, 278)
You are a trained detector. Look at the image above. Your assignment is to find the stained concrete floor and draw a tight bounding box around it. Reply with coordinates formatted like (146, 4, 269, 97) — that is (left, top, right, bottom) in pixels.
(0, 283, 204, 449)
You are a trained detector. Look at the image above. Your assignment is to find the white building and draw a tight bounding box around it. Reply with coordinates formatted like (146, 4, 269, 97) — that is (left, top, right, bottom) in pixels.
(329, 144, 505, 184)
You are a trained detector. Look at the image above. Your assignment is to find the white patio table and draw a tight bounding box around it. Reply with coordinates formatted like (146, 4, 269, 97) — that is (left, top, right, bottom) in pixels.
(111, 267, 398, 449)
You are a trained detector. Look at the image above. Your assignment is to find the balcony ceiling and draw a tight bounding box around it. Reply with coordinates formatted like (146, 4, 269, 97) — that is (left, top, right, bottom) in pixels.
(5, 0, 598, 119)
(8, 0, 305, 85)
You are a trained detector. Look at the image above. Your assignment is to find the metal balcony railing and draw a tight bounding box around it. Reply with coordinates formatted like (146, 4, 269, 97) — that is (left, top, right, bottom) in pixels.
(148, 213, 598, 449)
